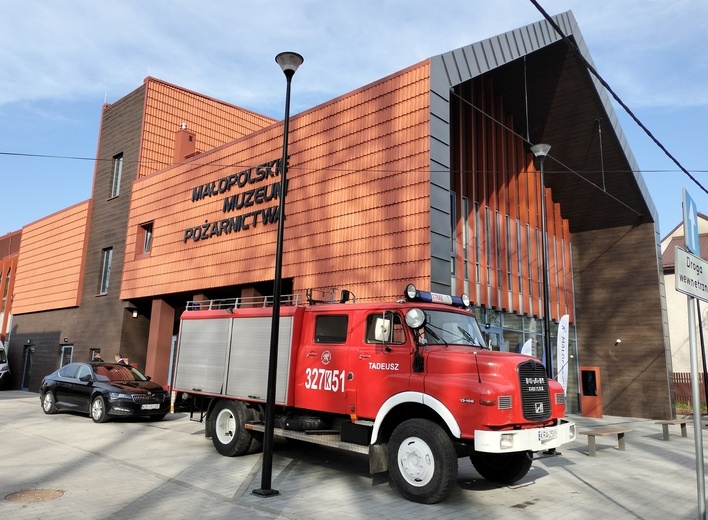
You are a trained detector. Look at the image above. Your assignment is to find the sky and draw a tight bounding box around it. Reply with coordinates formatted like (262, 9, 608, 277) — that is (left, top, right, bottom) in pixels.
(1, 0, 706, 239)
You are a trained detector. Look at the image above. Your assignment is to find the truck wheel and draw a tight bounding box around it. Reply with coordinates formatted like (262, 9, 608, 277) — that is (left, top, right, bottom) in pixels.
(470, 450, 533, 484)
(211, 400, 252, 456)
(388, 418, 457, 504)
(42, 392, 57, 414)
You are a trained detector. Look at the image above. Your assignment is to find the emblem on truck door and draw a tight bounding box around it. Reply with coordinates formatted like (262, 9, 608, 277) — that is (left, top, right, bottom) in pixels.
(321, 351, 331, 365)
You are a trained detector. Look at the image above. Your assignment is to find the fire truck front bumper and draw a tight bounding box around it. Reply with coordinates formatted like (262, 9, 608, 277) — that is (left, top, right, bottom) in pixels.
(474, 419, 576, 453)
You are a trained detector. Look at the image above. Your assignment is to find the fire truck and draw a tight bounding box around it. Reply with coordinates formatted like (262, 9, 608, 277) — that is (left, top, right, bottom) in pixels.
(171, 284, 576, 504)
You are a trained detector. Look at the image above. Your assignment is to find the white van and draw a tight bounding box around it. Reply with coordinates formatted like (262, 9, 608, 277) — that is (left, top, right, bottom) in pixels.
(0, 346, 10, 389)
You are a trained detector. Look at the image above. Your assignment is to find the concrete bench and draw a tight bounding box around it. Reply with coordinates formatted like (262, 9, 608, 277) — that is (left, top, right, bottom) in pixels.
(655, 419, 688, 441)
(579, 428, 632, 457)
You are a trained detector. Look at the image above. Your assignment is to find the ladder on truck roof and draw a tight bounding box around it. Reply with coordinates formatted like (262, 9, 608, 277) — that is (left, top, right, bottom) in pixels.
(185, 293, 301, 311)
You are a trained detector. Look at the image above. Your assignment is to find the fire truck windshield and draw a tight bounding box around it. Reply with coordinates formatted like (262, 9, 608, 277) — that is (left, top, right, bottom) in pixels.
(421, 310, 486, 347)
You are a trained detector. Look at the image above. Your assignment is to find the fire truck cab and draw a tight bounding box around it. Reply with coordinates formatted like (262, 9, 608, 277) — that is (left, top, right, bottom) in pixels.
(171, 284, 575, 503)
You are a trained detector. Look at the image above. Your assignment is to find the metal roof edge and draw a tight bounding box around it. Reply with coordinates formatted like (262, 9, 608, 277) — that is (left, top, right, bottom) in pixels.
(429, 10, 658, 226)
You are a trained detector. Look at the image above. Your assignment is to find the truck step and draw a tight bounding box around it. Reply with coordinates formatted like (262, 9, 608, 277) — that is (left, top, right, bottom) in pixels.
(245, 423, 369, 454)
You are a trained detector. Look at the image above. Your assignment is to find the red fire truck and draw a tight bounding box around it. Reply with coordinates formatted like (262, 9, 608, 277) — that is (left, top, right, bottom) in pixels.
(171, 284, 576, 503)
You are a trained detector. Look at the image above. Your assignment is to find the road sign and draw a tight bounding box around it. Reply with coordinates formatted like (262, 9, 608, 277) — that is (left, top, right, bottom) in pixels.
(675, 247, 708, 302)
(683, 188, 700, 256)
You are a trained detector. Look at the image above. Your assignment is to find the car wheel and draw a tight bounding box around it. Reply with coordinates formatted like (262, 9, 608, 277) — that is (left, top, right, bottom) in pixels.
(91, 396, 109, 423)
(388, 418, 458, 504)
(42, 392, 57, 414)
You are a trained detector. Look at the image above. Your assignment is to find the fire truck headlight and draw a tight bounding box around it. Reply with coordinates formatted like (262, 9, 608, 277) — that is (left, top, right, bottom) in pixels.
(500, 433, 515, 450)
(405, 308, 426, 329)
(405, 284, 418, 300)
(461, 293, 471, 307)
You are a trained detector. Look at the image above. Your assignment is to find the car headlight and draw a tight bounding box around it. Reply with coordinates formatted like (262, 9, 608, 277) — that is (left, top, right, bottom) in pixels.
(109, 392, 132, 401)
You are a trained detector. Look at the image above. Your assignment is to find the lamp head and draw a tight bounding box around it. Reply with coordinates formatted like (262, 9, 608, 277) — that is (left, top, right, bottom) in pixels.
(275, 52, 304, 78)
(530, 143, 551, 158)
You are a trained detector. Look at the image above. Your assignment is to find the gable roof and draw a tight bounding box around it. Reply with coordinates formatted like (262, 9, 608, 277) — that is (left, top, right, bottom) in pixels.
(428, 10, 656, 234)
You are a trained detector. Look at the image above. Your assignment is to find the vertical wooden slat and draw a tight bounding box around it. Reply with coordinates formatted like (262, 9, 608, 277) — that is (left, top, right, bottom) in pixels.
(527, 157, 540, 318)
(563, 220, 574, 323)
(496, 96, 509, 310)
(477, 81, 489, 307)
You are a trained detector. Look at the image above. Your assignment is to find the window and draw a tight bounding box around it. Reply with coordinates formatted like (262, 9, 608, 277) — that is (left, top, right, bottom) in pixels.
(58, 363, 79, 379)
(366, 313, 406, 344)
(1, 266, 9, 313)
(314, 315, 348, 343)
(99, 247, 113, 294)
(138, 222, 153, 256)
(60, 346, 73, 367)
(111, 153, 123, 197)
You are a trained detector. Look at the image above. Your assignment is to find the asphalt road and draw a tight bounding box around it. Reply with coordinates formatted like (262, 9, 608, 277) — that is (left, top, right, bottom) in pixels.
(1, 390, 704, 519)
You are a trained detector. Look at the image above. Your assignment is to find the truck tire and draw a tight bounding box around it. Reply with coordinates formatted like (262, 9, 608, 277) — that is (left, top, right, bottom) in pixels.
(388, 418, 457, 504)
(470, 450, 533, 484)
(211, 400, 252, 456)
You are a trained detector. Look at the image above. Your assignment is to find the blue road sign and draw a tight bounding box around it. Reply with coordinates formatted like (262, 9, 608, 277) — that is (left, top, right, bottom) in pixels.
(683, 188, 700, 256)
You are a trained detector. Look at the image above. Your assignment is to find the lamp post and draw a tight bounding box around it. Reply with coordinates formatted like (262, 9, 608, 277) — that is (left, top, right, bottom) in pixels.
(530, 143, 553, 379)
(253, 51, 303, 498)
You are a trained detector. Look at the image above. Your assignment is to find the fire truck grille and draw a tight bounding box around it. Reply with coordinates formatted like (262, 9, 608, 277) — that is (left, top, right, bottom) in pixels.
(518, 360, 551, 421)
(498, 396, 512, 410)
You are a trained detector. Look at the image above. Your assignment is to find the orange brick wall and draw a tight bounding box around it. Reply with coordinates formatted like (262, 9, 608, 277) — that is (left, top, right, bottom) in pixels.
(121, 62, 432, 303)
(12, 201, 91, 314)
(139, 78, 278, 177)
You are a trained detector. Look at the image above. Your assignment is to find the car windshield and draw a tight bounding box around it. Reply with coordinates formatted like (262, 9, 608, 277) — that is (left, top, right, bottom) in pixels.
(421, 309, 486, 347)
(95, 364, 149, 382)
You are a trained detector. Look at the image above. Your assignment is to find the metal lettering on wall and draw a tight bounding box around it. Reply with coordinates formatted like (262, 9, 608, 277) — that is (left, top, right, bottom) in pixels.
(183, 158, 288, 243)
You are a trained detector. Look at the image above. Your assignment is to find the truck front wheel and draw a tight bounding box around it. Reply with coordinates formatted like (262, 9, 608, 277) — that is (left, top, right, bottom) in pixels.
(211, 400, 252, 456)
(470, 450, 533, 484)
(388, 418, 457, 504)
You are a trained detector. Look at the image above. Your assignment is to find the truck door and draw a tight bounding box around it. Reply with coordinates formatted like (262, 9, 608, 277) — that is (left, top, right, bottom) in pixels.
(294, 313, 349, 414)
(354, 312, 412, 420)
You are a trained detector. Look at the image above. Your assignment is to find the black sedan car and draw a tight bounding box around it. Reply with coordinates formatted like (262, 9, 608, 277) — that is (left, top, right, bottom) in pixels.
(39, 362, 170, 423)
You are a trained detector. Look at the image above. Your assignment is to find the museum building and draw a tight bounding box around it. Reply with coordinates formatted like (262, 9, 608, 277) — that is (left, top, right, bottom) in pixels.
(0, 12, 673, 418)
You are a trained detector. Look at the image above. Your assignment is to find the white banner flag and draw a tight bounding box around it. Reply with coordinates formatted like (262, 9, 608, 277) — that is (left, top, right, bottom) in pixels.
(557, 314, 570, 393)
(520, 339, 533, 356)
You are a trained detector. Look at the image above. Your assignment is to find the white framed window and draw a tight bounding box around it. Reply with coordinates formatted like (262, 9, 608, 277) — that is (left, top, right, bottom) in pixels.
(141, 222, 153, 254)
(99, 247, 113, 294)
(111, 153, 123, 197)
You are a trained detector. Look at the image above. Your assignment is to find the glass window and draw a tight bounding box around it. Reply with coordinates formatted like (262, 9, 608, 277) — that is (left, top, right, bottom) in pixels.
(1, 266, 9, 313)
(141, 222, 153, 254)
(111, 153, 123, 197)
(77, 364, 92, 380)
(504, 313, 523, 331)
(59, 363, 79, 379)
(314, 315, 348, 343)
(366, 313, 405, 344)
(99, 248, 113, 294)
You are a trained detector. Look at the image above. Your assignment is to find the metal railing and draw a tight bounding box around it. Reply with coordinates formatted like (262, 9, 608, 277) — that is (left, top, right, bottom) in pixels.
(185, 293, 301, 311)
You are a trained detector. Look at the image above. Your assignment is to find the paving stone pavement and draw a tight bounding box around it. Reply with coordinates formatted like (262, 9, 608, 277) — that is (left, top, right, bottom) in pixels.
(1, 390, 706, 519)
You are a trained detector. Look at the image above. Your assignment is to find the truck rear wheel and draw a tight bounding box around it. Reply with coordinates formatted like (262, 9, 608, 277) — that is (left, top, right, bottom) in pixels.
(388, 418, 457, 504)
(470, 450, 533, 484)
(211, 400, 252, 456)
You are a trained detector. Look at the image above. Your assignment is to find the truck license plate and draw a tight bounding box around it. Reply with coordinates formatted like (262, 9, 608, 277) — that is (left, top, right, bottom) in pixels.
(141, 404, 160, 410)
(539, 429, 557, 442)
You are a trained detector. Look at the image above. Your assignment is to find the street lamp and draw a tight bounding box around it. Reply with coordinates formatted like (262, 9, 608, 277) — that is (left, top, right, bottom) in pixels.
(530, 143, 553, 379)
(253, 51, 303, 499)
